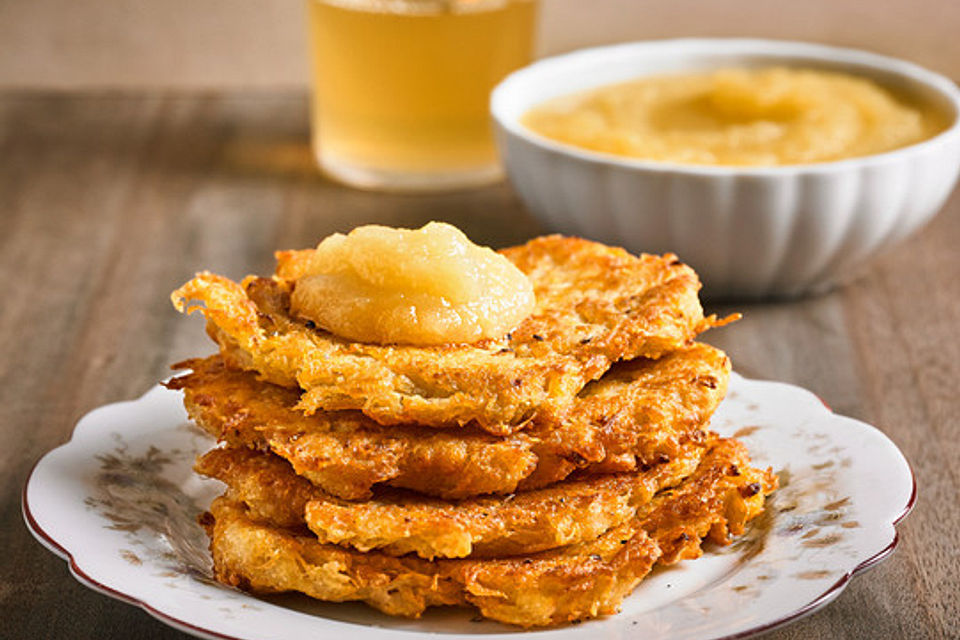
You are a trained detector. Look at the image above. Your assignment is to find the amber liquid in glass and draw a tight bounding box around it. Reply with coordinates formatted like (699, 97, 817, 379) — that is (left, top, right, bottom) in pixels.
(307, 0, 538, 190)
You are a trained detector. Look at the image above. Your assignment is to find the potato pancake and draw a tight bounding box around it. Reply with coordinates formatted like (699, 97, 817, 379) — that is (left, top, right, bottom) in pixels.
(173, 236, 725, 434)
(204, 438, 775, 627)
(196, 438, 706, 559)
(168, 342, 727, 500)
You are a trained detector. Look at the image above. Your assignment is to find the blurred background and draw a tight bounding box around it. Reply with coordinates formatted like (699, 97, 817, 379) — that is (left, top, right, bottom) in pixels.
(2, 0, 957, 89)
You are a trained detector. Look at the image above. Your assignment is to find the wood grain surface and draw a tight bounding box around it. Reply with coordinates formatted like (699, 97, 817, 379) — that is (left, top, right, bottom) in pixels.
(1, 92, 957, 639)
(3, 0, 959, 89)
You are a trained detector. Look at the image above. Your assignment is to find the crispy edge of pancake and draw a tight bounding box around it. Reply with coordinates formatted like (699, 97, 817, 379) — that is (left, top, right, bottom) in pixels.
(167, 356, 538, 501)
(166, 344, 727, 499)
(521, 341, 730, 489)
(195, 439, 706, 559)
(204, 438, 775, 627)
(172, 235, 722, 434)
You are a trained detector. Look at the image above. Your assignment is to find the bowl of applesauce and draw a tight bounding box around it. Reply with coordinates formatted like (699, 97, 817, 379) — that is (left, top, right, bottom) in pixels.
(491, 39, 960, 299)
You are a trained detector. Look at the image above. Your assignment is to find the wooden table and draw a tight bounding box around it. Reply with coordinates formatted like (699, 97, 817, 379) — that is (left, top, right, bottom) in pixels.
(2, 92, 957, 639)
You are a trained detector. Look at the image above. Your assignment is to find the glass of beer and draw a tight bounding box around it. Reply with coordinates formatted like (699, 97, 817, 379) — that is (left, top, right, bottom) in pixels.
(306, 0, 539, 191)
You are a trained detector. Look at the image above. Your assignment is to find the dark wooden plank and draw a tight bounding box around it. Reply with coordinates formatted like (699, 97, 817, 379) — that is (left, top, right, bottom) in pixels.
(1, 91, 956, 639)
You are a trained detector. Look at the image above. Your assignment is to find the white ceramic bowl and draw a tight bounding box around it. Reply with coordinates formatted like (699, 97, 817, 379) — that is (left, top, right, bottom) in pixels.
(492, 39, 960, 299)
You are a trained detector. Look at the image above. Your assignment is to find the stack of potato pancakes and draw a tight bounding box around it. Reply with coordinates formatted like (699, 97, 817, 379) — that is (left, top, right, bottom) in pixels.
(166, 235, 776, 628)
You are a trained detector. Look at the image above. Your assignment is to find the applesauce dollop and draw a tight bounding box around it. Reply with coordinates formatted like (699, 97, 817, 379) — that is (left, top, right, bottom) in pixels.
(289, 222, 536, 346)
(522, 67, 949, 166)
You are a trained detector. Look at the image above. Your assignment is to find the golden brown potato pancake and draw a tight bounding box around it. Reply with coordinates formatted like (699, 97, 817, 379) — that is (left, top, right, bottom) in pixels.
(173, 236, 725, 434)
(208, 497, 661, 628)
(204, 438, 775, 627)
(168, 343, 728, 499)
(169, 356, 537, 501)
(195, 439, 706, 559)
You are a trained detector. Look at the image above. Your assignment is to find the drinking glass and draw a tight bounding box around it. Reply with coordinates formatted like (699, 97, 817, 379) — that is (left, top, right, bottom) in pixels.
(306, 0, 539, 191)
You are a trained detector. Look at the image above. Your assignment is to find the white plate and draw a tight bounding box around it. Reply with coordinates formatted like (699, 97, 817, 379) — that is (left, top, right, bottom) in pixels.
(23, 373, 915, 640)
